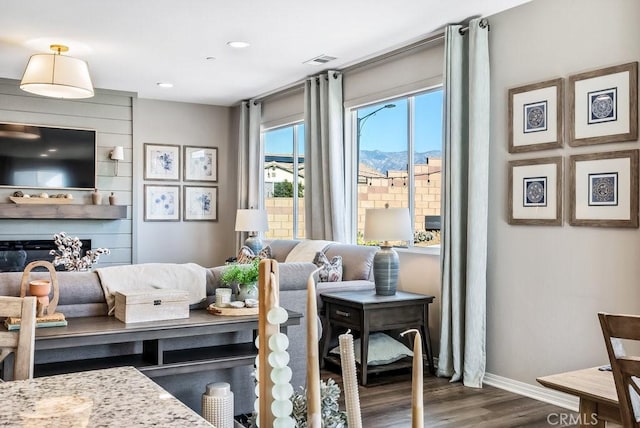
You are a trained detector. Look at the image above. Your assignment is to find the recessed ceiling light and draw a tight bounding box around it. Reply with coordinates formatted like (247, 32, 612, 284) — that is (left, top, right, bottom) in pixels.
(157, 82, 173, 88)
(227, 41, 250, 49)
(48, 148, 57, 152)
(40, 153, 48, 157)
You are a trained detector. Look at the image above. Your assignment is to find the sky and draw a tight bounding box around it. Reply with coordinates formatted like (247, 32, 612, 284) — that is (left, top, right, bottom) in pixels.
(264, 88, 443, 156)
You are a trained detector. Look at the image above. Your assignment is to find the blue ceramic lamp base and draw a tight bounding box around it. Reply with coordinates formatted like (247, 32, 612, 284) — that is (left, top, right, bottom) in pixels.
(373, 246, 399, 296)
(244, 236, 263, 254)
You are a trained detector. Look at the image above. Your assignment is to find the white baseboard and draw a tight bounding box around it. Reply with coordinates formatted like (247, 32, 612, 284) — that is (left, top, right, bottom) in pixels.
(483, 372, 579, 412)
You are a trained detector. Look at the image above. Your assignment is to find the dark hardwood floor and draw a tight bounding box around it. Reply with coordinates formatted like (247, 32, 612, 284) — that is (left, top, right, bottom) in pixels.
(320, 368, 585, 428)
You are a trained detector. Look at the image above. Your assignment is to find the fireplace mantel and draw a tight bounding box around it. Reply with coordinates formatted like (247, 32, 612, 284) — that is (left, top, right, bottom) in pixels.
(0, 204, 127, 220)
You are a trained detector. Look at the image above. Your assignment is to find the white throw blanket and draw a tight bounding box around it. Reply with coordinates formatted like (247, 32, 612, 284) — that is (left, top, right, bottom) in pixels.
(97, 263, 207, 315)
(284, 240, 334, 262)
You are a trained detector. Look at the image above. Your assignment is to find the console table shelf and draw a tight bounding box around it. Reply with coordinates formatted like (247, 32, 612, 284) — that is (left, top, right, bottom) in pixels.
(0, 203, 127, 219)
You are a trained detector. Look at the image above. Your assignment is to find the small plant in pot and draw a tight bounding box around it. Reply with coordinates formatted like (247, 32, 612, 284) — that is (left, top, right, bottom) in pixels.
(220, 259, 259, 302)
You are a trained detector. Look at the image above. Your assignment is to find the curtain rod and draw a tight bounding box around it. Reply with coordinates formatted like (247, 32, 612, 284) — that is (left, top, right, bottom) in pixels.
(253, 18, 489, 104)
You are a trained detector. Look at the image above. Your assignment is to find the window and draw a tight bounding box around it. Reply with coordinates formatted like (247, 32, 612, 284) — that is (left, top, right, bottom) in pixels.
(263, 123, 305, 239)
(354, 88, 443, 247)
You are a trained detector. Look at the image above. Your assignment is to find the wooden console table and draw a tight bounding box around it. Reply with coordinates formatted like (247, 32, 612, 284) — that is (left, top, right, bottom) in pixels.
(3, 309, 301, 379)
(321, 290, 435, 386)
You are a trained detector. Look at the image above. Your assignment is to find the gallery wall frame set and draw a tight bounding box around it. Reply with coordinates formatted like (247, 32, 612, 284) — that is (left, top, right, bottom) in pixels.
(569, 149, 639, 228)
(508, 157, 562, 225)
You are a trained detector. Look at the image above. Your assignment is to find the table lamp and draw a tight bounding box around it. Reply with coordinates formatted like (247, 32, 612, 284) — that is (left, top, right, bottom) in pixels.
(235, 208, 269, 254)
(364, 205, 412, 295)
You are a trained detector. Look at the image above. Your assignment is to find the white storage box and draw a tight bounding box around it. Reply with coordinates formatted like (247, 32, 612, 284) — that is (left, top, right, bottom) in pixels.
(114, 289, 189, 323)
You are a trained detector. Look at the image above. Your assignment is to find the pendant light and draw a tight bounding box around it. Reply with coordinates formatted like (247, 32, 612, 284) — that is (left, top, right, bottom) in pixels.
(20, 44, 94, 99)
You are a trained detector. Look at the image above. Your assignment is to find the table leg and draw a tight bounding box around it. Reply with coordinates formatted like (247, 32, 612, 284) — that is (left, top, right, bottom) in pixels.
(361, 316, 369, 386)
(578, 398, 604, 428)
(320, 310, 333, 370)
(142, 339, 163, 365)
(421, 304, 435, 374)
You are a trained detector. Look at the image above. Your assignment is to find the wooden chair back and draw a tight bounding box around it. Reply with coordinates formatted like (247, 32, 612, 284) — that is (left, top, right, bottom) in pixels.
(0, 296, 37, 380)
(598, 312, 640, 427)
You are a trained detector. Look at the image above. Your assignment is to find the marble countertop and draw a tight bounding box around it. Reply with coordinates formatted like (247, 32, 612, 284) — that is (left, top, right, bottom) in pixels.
(0, 366, 213, 427)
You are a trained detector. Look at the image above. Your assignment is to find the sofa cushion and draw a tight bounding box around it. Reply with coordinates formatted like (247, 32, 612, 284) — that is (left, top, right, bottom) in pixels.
(266, 240, 301, 262)
(324, 244, 378, 281)
(0, 271, 105, 306)
(313, 252, 342, 282)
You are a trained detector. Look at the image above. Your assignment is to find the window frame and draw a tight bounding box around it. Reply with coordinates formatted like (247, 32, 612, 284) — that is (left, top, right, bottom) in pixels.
(262, 121, 305, 240)
(349, 85, 443, 252)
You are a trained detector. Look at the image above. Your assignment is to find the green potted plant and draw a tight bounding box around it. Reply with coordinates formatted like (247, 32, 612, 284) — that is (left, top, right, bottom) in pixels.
(221, 259, 259, 301)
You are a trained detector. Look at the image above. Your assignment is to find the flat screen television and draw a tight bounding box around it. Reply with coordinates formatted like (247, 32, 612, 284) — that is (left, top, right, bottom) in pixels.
(0, 122, 96, 190)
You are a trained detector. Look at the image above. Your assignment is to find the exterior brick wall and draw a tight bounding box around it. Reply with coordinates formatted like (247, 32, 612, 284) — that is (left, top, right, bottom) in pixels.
(265, 159, 442, 243)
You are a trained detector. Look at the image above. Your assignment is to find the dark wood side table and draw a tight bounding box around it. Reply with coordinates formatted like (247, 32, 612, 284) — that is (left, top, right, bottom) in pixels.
(320, 290, 435, 386)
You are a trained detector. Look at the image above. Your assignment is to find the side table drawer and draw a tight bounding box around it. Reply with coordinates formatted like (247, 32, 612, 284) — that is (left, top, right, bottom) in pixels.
(369, 305, 422, 330)
(327, 303, 360, 327)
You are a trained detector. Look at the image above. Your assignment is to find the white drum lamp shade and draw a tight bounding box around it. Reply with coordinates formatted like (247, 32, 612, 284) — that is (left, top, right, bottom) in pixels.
(364, 207, 412, 296)
(20, 45, 94, 99)
(235, 209, 269, 253)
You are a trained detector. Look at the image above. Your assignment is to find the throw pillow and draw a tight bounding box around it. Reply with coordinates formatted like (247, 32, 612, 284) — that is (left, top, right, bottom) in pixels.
(330, 332, 413, 366)
(236, 245, 272, 264)
(313, 251, 342, 282)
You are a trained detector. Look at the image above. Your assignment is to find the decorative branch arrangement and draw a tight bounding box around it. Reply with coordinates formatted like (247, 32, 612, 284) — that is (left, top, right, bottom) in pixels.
(49, 232, 110, 271)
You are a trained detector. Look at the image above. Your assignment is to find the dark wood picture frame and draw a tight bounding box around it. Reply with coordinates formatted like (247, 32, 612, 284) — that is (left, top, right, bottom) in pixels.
(508, 156, 563, 226)
(569, 150, 639, 228)
(568, 62, 638, 147)
(508, 78, 564, 153)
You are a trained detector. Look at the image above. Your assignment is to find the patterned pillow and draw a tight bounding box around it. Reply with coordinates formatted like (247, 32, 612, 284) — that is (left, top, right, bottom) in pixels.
(313, 251, 343, 282)
(236, 245, 272, 264)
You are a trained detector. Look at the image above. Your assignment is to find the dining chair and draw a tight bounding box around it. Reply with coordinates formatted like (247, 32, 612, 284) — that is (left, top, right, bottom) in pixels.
(598, 312, 640, 427)
(0, 295, 37, 381)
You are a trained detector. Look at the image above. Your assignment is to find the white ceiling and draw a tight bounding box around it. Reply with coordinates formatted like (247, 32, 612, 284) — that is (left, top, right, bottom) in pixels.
(0, 0, 530, 106)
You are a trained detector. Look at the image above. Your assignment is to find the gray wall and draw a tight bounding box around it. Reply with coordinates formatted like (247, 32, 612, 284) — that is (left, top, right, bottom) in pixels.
(132, 99, 236, 267)
(0, 79, 134, 267)
(487, 0, 640, 385)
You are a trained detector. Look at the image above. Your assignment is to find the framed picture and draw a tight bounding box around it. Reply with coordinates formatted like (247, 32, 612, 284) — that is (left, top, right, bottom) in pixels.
(184, 146, 218, 182)
(568, 62, 638, 146)
(144, 143, 180, 181)
(508, 78, 564, 153)
(508, 157, 562, 226)
(569, 150, 639, 228)
(183, 186, 218, 221)
(144, 185, 180, 221)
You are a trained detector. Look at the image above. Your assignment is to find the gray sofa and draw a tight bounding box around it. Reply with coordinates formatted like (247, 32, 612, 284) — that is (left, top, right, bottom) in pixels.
(0, 239, 377, 416)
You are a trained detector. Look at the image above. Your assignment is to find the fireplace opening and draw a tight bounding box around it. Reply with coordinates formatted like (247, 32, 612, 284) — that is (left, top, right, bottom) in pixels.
(0, 239, 91, 272)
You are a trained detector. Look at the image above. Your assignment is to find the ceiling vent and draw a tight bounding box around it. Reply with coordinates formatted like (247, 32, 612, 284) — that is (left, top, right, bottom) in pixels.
(303, 54, 337, 66)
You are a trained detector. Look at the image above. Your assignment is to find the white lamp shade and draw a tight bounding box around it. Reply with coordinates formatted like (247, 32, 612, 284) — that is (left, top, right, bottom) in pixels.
(235, 209, 269, 232)
(364, 207, 412, 242)
(20, 53, 94, 99)
(110, 146, 125, 161)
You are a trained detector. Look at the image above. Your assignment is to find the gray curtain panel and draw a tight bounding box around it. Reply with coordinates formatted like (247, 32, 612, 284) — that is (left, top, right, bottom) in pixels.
(438, 18, 490, 388)
(304, 72, 346, 242)
(237, 100, 262, 251)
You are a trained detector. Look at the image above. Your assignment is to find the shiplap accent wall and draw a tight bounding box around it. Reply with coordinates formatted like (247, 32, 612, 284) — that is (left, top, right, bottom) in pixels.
(0, 78, 134, 267)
